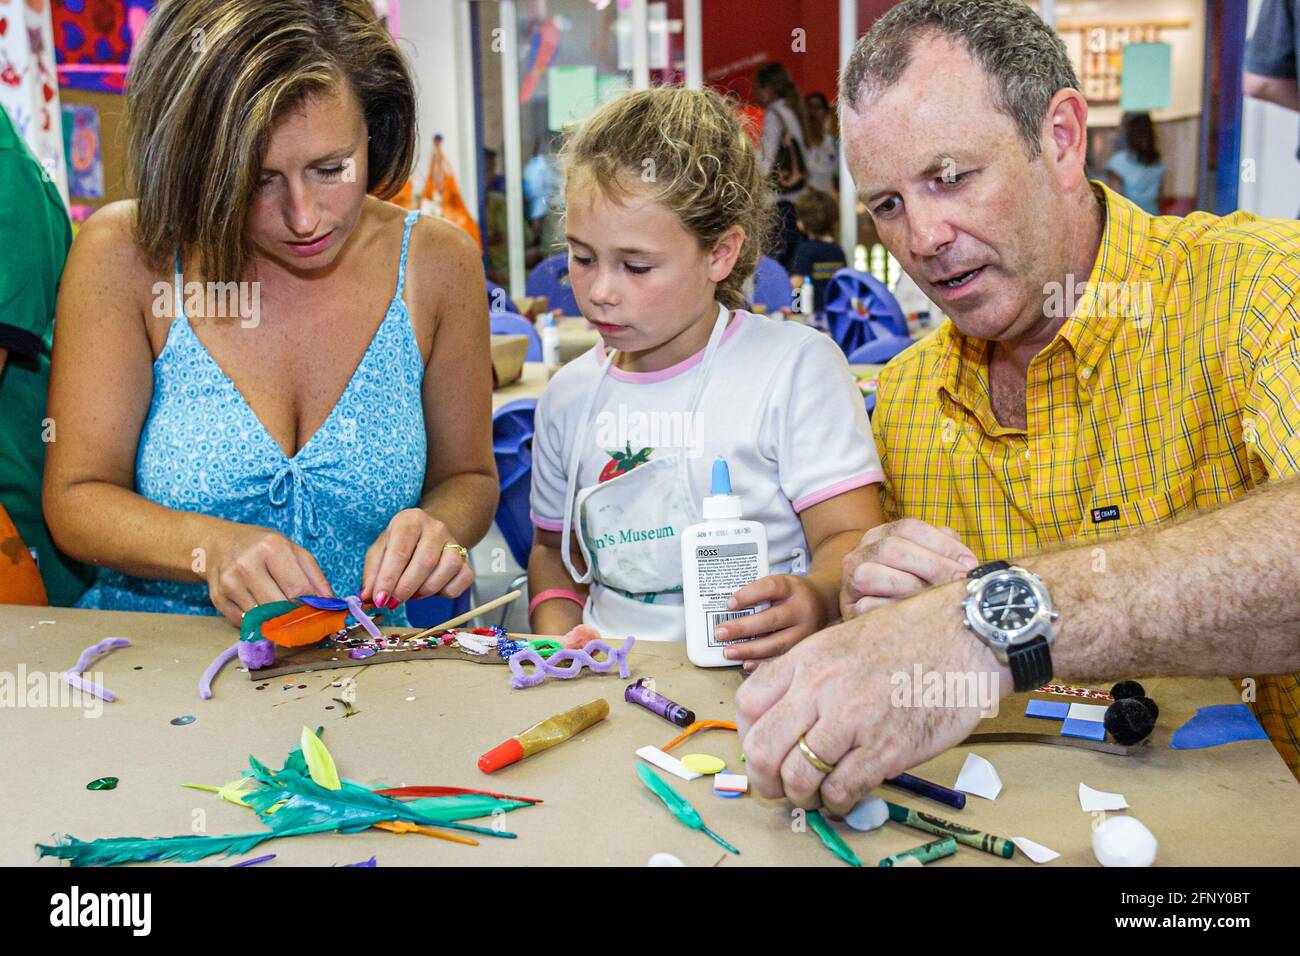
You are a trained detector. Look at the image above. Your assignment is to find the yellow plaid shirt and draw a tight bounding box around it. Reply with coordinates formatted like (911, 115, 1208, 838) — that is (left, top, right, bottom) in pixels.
(874, 183, 1300, 777)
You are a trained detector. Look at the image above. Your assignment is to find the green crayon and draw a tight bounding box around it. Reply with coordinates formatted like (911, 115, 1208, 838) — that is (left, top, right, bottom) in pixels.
(878, 836, 958, 867)
(885, 801, 1015, 859)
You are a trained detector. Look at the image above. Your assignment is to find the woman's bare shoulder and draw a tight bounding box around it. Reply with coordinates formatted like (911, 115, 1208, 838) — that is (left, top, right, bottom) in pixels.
(69, 200, 168, 285)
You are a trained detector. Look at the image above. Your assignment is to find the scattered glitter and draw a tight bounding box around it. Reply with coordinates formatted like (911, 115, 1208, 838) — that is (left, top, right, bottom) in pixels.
(170, 715, 196, 726)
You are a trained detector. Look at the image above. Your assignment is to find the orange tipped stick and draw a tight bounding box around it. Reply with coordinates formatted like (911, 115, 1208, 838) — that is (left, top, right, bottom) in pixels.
(660, 719, 737, 753)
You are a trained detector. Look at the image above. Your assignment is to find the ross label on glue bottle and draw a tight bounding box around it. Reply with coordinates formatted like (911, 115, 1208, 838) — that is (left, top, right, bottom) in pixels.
(680, 457, 769, 668)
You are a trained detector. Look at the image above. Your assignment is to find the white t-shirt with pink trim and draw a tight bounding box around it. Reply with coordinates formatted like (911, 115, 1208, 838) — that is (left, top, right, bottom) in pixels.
(529, 310, 883, 642)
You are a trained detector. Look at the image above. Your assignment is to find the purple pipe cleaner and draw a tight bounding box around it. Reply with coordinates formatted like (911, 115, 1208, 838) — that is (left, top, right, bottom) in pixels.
(199, 643, 241, 700)
(507, 637, 636, 689)
(344, 595, 384, 641)
(238, 638, 276, 670)
(62, 636, 131, 702)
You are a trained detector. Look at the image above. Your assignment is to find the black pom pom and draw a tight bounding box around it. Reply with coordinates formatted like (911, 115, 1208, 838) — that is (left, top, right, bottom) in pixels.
(1105, 697, 1157, 744)
(1110, 680, 1146, 701)
(1134, 695, 1159, 721)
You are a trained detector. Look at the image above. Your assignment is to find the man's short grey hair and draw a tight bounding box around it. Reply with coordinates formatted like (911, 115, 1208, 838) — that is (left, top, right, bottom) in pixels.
(839, 0, 1080, 157)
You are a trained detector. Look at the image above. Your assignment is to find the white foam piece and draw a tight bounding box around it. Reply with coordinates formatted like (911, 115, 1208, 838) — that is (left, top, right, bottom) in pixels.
(955, 752, 1003, 800)
(1092, 815, 1157, 867)
(845, 796, 890, 832)
(1067, 702, 1109, 722)
(1079, 782, 1128, 812)
(636, 745, 701, 781)
(1012, 836, 1061, 863)
(713, 773, 748, 793)
(647, 852, 686, 867)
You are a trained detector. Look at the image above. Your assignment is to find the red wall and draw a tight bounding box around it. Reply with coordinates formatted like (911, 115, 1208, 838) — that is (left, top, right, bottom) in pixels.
(702, 0, 897, 106)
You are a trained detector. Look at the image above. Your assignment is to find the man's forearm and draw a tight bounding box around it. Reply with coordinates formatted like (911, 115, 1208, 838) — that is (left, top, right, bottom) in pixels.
(1034, 478, 1300, 680)
(1243, 72, 1300, 111)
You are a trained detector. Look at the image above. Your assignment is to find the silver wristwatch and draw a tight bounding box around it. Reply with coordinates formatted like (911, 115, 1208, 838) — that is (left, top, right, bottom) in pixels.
(962, 561, 1058, 693)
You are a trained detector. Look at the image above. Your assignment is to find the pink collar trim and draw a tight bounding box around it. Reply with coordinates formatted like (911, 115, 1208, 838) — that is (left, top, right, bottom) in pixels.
(602, 310, 750, 384)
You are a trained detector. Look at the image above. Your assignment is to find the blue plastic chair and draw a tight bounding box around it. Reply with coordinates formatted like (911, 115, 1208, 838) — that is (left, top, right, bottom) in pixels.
(492, 399, 537, 570)
(751, 256, 794, 313)
(486, 279, 519, 315)
(490, 311, 542, 362)
(845, 320, 914, 365)
(525, 252, 578, 316)
(824, 268, 909, 356)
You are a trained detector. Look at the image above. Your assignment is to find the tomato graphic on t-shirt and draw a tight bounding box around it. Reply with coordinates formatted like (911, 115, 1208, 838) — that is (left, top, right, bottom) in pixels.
(598, 443, 653, 482)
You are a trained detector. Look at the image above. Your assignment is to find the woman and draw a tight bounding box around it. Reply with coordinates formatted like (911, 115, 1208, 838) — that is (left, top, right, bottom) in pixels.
(754, 62, 811, 270)
(803, 91, 840, 197)
(43, 0, 498, 627)
(1104, 111, 1164, 215)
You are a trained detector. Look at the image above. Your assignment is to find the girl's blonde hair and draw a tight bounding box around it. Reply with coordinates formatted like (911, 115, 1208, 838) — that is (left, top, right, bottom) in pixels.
(127, 0, 415, 284)
(559, 87, 771, 310)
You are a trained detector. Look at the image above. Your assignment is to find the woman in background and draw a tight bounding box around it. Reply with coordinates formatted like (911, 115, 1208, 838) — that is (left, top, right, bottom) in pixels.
(804, 91, 840, 197)
(755, 62, 811, 270)
(1105, 111, 1164, 215)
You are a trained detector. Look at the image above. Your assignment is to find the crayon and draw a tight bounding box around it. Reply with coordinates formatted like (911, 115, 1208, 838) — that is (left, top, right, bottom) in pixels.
(878, 836, 958, 867)
(886, 772, 967, 810)
(885, 801, 1015, 859)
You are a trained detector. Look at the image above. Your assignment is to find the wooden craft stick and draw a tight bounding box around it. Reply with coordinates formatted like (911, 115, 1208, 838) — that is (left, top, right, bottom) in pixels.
(404, 590, 522, 641)
(963, 732, 1145, 756)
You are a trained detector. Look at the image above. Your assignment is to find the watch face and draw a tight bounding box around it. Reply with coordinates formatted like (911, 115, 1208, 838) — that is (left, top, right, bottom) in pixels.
(977, 577, 1040, 633)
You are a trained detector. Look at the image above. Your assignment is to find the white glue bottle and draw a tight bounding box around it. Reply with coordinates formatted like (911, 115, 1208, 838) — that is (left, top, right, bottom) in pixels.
(681, 456, 769, 667)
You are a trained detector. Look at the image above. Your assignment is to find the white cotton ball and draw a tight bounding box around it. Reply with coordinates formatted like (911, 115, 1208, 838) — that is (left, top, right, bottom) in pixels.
(647, 852, 686, 867)
(1092, 815, 1158, 867)
(845, 796, 890, 832)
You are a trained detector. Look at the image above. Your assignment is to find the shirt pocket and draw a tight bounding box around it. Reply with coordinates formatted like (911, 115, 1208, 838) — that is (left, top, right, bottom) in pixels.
(1089, 460, 1244, 537)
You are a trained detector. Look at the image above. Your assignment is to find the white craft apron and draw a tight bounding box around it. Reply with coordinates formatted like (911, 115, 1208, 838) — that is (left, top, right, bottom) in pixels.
(560, 304, 730, 600)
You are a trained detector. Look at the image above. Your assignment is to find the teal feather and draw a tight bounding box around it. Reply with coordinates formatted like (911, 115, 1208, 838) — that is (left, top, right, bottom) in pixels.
(403, 795, 531, 821)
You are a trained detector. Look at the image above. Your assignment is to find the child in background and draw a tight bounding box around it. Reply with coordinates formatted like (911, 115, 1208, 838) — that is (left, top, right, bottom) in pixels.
(1104, 112, 1164, 215)
(789, 189, 847, 314)
(527, 88, 884, 661)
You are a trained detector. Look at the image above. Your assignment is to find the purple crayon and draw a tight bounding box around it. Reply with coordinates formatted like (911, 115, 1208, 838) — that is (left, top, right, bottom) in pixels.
(625, 678, 696, 727)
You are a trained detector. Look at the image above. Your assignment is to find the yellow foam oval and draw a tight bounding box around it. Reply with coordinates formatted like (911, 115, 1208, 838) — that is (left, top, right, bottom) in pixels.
(681, 753, 726, 775)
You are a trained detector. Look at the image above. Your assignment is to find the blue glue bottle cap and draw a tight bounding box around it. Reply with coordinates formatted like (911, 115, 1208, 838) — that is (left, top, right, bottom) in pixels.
(704, 456, 742, 520)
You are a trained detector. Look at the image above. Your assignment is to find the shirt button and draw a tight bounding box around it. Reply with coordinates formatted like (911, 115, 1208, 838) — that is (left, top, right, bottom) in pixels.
(1024, 450, 1031, 460)
(1080, 366, 1093, 380)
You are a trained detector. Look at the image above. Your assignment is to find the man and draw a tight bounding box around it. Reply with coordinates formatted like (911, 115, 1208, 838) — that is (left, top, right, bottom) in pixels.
(0, 106, 91, 606)
(1244, 0, 1299, 133)
(736, 0, 1300, 815)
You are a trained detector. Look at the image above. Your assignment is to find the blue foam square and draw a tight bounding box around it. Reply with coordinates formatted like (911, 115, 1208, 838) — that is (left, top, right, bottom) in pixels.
(1060, 717, 1106, 741)
(1026, 700, 1070, 720)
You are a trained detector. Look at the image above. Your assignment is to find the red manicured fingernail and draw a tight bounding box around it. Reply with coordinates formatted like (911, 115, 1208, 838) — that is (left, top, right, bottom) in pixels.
(387, 596, 401, 609)
(375, 591, 389, 607)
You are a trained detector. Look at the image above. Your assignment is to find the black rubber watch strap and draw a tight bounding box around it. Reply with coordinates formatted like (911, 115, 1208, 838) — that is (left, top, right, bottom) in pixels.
(968, 559, 1010, 580)
(1006, 636, 1053, 693)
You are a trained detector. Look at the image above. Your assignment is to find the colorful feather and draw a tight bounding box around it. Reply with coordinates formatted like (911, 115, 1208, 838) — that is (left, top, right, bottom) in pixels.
(635, 763, 739, 854)
(807, 810, 861, 867)
(299, 725, 341, 790)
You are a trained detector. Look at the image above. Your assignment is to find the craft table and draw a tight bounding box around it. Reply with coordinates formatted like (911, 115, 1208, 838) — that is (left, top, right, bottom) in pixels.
(492, 361, 550, 411)
(4, 604, 1298, 867)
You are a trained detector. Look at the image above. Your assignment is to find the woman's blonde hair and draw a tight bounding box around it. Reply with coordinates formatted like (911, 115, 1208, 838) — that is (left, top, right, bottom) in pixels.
(559, 87, 771, 310)
(127, 0, 415, 284)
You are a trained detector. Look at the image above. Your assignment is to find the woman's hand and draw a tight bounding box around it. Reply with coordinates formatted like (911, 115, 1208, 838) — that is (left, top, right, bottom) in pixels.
(712, 573, 828, 665)
(361, 508, 474, 609)
(205, 524, 333, 626)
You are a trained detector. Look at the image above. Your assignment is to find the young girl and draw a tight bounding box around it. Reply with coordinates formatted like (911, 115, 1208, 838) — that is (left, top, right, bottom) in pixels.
(527, 87, 885, 664)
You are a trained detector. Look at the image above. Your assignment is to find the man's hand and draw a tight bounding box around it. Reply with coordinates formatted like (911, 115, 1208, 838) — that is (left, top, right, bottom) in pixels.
(840, 518, 978, 619)
(713, 574, 827, 663)
(737, 581, 1009, 816)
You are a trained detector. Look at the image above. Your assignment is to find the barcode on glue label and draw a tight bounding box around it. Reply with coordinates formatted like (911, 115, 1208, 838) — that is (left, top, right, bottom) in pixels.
(706, 609, 755, 648)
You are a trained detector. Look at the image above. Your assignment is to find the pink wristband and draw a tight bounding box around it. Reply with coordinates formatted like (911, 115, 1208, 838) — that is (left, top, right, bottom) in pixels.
(528, 588, 586, 616)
